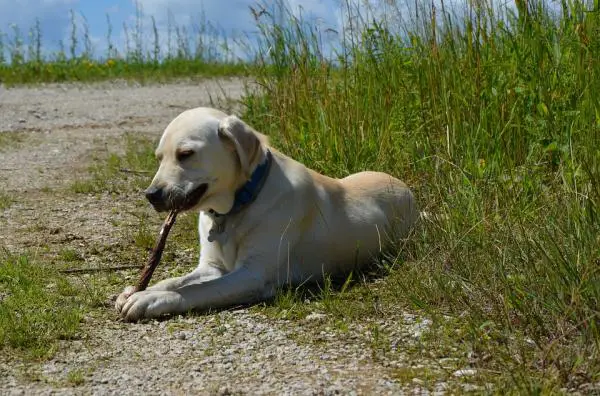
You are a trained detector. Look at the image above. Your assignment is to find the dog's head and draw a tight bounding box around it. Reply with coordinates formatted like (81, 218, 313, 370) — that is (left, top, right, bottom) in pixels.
(145, 107, 268, 214)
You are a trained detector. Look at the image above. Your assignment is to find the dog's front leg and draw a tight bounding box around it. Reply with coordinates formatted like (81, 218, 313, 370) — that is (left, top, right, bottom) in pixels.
(115, 253, 224, 314)
(114, 266, 224, 316)
(147, 262, 224, 291)
(118, 263, 271, 321)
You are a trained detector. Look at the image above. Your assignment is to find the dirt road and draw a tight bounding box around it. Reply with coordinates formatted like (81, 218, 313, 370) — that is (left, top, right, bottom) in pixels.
(0, 80, 458, 395)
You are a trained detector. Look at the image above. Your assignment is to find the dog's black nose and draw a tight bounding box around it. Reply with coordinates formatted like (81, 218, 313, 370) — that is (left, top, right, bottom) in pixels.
(145, 186, 163, 206)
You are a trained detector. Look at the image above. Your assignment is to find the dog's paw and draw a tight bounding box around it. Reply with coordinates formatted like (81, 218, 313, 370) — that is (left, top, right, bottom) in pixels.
(118, 290, 184, 321)
(115, 285, 137, 313)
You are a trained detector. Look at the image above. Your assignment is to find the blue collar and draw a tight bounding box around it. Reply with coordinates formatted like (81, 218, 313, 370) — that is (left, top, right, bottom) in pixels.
(210, 149, 273, 217)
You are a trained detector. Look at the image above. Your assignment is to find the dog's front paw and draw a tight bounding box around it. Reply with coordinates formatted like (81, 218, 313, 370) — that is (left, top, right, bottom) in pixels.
(118, 290, 184, 321)
(115, 285, 137, 313)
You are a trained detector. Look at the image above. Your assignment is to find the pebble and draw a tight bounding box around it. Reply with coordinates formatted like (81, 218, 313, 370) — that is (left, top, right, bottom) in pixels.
(453, 368, 477, 377)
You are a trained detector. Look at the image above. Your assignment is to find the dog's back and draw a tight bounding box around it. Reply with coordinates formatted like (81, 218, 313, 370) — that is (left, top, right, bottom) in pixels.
(268, 154, 417, 282)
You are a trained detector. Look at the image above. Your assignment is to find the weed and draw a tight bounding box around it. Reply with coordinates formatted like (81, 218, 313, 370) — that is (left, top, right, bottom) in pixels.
(0, 191, 13, 210)
(259, 288, 310, 320)
(0, 132, 26, 151)
(58, 248, 84, 263)
(66, 369, 85, 386)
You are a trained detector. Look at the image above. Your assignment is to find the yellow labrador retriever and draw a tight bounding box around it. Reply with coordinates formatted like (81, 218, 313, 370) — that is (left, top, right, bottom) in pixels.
(116, 107, 417, 321)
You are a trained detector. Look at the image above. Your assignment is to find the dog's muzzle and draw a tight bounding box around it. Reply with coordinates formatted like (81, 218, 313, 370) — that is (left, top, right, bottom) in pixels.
(144, 183, 208, 212)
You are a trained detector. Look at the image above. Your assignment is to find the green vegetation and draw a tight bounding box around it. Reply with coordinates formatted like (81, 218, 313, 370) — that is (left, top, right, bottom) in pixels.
(65, 369, 85, 386)
(0, 253, 83, 359)
(243, 0, 600, 391)
(58, 248, 84, 263)
(70, 133, 158, 194)
(0, 191, 13, 210)
(0, 131, 26, 150)
(0, 58, 246, 85)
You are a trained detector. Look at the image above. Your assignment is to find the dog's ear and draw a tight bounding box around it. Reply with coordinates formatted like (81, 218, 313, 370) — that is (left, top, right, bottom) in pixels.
(218, 115, 264, 179)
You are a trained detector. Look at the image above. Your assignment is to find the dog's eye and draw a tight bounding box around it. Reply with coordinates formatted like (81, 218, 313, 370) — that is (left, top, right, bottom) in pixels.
(176, 150, 195, 161)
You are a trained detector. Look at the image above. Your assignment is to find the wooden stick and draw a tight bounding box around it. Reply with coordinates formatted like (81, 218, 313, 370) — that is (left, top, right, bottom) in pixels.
(134, 210, 178, 292)
(59, 264, 143, 274)
(119, 168, 151, 175)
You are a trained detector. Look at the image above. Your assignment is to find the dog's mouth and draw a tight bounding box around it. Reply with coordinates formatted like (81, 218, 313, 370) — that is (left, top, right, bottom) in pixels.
(179, 183, 209, 211)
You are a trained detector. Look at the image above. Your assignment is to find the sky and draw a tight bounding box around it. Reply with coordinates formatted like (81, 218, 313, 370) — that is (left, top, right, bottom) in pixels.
(0, 0, 348, 60)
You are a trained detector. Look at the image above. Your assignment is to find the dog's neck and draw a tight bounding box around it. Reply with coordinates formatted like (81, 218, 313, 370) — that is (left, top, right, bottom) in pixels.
(211, 149, 273, 218)
(206, 149, 272, 244)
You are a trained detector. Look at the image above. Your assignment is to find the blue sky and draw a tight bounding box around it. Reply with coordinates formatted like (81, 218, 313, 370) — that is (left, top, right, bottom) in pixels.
(0, 0, 346, 59)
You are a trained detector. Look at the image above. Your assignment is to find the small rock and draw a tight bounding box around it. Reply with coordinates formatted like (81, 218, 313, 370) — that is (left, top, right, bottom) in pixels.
(305, 312, 327, 322)
(453, 368, 477, 377)
(462, 383, 482, 392)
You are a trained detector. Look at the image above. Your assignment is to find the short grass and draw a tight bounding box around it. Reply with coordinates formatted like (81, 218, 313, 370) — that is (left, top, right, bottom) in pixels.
(0, 191, 13, 210)
(0, 252, 84, 359)
(70, 133, 158, 194)
(65, 369, 85, 386)
(0, 131, 27, 150)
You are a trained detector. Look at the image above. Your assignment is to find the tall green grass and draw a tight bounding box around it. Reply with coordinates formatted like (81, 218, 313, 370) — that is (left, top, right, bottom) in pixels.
(0, 3, 247, 85)
(243, 0, 600, 390)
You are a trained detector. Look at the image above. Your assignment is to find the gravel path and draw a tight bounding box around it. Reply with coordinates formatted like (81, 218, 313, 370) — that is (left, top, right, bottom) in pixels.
(0, 80, 459, 395)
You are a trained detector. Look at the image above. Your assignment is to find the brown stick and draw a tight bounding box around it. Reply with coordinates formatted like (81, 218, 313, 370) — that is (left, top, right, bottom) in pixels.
(119, 168, 151, 175)
(60, 264, 143, 274)
(134, 210, 178, 292)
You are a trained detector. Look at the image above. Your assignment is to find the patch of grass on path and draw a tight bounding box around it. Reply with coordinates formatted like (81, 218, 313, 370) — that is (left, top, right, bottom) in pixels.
(0, 252, 84, 359)
(0, 191, 13, 210)
(70, 133, 157, 195)
(0, 132, 27, 151)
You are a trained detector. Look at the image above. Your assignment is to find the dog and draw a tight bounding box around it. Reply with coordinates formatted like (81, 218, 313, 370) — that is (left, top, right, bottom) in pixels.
(115, 107, 418, 321)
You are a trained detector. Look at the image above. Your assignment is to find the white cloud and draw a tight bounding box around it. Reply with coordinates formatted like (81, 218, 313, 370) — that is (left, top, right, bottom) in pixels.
(134, 0, 343, 38)
(136, 0, 256, 33)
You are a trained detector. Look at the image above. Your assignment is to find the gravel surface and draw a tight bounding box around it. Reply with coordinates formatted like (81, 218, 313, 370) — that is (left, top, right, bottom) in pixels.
(0, 79, 245, 252)
(0, 80, 468, 395)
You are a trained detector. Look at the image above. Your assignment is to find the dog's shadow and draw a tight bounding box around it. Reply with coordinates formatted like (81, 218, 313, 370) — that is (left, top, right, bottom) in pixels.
(161, 256, 399, 323)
